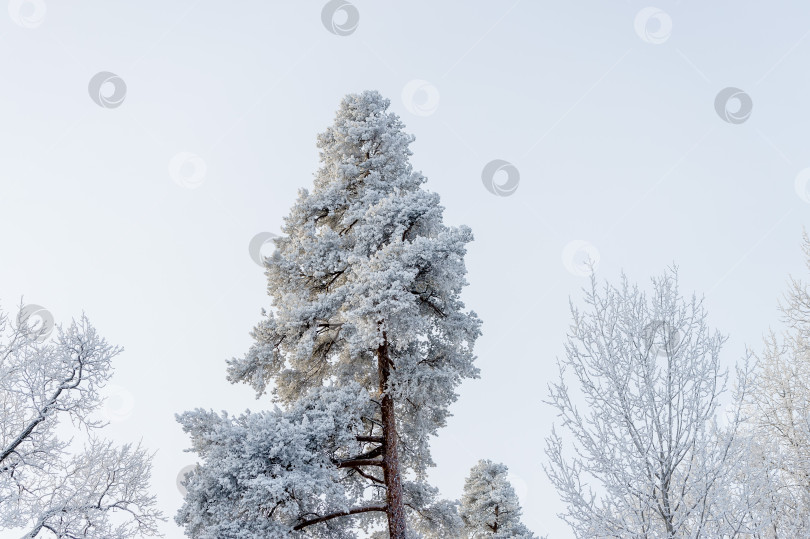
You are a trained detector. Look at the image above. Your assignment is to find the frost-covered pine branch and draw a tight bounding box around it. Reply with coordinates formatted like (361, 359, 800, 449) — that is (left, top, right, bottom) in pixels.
(0, 304, 163, 538)
(177, 91, 480, 538)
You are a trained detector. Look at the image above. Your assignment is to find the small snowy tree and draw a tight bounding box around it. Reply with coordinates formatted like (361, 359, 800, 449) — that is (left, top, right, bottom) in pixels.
(177, 91, 480, 538)
(459, 460, 536, 538)
(545, 269, 758, 537)
(0, 304, 162, 538)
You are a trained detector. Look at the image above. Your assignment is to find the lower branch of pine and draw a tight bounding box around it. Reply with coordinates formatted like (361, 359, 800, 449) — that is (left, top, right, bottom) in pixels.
(293, 505, 387, 531)
(337, 458, 384, 468)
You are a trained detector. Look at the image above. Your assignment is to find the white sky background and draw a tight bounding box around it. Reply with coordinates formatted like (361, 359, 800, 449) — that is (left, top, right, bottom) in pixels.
(2, 1, 810, 537)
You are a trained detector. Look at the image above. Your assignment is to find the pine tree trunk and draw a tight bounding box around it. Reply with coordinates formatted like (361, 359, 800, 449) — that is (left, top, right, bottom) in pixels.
(377, 332, 407, 539)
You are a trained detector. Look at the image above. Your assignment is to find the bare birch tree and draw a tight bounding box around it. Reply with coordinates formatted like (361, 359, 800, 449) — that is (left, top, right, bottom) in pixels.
(545, 269, 757, 537)
(741, 231, 810, 536)
(0, 304, 162, 538)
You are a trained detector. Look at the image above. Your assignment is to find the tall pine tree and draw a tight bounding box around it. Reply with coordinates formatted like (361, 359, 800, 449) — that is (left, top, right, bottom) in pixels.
(177, 91, 480, 538)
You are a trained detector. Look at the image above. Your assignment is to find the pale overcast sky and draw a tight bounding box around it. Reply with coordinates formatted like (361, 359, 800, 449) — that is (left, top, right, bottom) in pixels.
(2, 1, 810, 537)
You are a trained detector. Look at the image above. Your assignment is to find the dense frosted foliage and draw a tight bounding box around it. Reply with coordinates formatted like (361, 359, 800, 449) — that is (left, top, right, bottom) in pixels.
(177, 384, 371, 538)
(178, 91, 480, 537)
(226, 91, 480, 466)
(545, 270, 760, 537)
(460, 460, 536, 538)
(0, 306, 162, 538)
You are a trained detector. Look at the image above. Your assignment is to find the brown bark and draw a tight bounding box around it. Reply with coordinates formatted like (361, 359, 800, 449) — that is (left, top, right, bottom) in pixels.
(356, 435, 384, 443)
(378, 331, 407, 539)
(298, 330, 407, 536)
